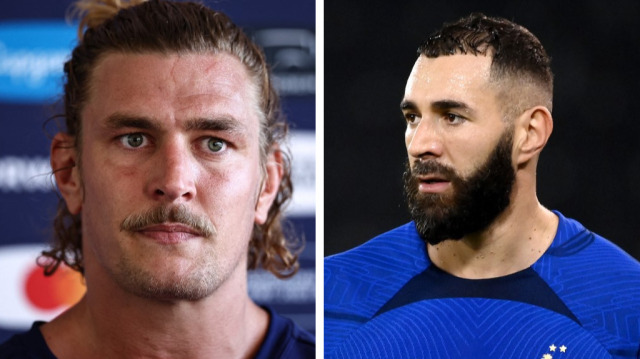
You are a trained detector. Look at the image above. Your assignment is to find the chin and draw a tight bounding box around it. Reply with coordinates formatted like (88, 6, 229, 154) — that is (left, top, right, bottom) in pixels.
(113, 256, 224, 302)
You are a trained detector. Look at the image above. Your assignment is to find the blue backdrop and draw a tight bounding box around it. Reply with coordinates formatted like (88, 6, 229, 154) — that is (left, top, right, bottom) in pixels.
(0, 0, 315, 342)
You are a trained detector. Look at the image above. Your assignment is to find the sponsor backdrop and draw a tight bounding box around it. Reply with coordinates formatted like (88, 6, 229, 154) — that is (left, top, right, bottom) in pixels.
(325, 0, 640, 259)
(0, 0, 315, 342)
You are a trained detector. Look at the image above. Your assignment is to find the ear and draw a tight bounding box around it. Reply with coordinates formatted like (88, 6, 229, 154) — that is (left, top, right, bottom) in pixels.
(51, 133, 83, 214)
(254, 147, 284, 225)
(515, 106, 553, 166)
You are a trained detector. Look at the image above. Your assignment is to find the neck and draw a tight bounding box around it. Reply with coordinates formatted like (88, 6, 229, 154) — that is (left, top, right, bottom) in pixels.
(41, 262, 268, 359)
(426, 183, 558, 279)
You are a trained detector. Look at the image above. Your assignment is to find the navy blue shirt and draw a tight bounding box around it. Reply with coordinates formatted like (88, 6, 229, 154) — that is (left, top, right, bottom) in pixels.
(0, 306, 314, 358)
(325, 212, 640, 358)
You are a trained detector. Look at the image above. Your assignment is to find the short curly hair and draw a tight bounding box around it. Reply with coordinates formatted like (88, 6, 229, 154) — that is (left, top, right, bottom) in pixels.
(43, 0, 300, 278)
(419, 13, 553, 118)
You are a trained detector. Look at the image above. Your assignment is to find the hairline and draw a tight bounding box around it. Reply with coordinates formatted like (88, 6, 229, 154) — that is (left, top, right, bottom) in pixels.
(420, 41, 553, 122)
(436, 50, 552, 122)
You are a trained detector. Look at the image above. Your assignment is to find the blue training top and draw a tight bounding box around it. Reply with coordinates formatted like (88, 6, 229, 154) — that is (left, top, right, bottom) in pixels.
(325, 211, 640, 358)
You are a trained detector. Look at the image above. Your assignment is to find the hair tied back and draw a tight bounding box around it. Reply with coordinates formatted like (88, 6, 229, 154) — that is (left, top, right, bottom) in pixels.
(68, 0, 148, 40)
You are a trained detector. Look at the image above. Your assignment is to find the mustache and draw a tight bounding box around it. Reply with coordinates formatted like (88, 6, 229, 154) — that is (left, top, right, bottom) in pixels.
(120, 205, 216, 238)
(410, 159, 458, 179)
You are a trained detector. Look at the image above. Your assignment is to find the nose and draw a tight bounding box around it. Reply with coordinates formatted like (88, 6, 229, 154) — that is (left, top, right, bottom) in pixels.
(146, 138, 197, 202)
(406, 117, 443, 160)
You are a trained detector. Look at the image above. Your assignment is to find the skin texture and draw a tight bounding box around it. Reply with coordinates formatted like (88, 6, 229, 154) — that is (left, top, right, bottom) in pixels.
(402, 54, 558, 279)
(45, 52, 282, 358)
(404, 55, 507, 192)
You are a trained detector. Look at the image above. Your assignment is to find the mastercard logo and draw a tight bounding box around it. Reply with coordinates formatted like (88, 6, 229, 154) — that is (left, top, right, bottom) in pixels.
(0, 244, 85, 330)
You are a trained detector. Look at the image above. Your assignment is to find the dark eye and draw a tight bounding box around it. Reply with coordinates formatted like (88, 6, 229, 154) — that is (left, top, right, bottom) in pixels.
(207, 138, 226, 152)
(120, 133, 146, 148)
(404, 113, 419, 125)
(444, 113, 465, 125)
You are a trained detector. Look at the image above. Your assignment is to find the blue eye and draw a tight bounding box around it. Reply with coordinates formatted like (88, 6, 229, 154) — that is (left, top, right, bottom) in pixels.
(207, 138, 226, 152)
(121, 133, 146, 148)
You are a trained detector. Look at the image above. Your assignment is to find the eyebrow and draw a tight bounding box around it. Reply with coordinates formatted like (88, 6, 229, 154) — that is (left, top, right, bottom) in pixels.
(400, 100, 418, 112)
(105, 114, 159, 131)
(184, 117, 245, 134)
(104, 113, 245, 134)
(400, 99, 475, 115)
(431, 100, 473, 114)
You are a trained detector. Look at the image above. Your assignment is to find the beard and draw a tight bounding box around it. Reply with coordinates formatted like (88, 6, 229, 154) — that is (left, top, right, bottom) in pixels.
(403, 129, 515, 245)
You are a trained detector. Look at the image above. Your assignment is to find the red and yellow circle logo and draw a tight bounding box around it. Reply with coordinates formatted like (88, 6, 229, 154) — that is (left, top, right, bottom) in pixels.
(24, 264, 85, 311)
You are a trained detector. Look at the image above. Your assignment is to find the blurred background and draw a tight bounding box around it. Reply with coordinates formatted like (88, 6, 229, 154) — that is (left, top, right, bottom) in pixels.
(325, 0, 640, 258)
(0, 0, 315, 342)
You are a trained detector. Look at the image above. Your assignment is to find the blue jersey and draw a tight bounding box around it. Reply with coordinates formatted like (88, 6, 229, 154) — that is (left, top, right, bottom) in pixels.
(325, 211, 640, 358)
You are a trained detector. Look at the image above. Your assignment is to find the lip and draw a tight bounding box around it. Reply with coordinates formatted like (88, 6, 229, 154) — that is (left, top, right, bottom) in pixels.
(137, 223, 203, 244)
(417, 175, 451, 194)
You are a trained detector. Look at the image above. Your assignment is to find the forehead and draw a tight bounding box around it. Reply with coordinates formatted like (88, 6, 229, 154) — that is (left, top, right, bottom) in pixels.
(404, 54, 497, 108)
(84, 52, 260, 127)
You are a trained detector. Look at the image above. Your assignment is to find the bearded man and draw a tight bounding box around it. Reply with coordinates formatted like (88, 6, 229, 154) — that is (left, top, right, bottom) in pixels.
(324, 13, 640, 359)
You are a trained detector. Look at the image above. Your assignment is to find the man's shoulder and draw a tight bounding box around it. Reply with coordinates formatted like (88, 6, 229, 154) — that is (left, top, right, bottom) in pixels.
(0, 322, 55, 359)
(325, 223, 427, 291)
(254, 307, 314, 359)
(540, 212, 640, 305)
(325, 222, 427, 273)
(541, 211, 640, 296)
(324, 223, 429, 325)
(547, 211, 640, 272)
(530, 212, 640, 358)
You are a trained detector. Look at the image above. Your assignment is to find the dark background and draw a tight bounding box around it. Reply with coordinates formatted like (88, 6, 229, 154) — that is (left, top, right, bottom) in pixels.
(325, 0, 640, 259)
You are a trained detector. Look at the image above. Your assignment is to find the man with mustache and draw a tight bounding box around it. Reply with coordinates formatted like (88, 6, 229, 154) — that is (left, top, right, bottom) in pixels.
(0, 0, 314, 358)
(325, 13, 640, 358)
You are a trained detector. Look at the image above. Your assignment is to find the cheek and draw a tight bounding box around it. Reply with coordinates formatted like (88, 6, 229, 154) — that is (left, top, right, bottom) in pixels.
(80, 155, 140, 226)
(86, 156, 135, 195)
(204, 178, 258, 260)
(452, 137, 494, 175)
(405, 127, 415, 149)
(77, 168, 125, 262)
(407, 157, 417, 170)
(199, 165, 262, 227)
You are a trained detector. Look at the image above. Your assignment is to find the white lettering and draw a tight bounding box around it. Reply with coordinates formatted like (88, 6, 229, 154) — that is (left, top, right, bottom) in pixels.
(248, 268, 315, 303)
(273, 73, 315, 96)
(0, 156, 53, 193)
(0, 43, 68, 87)
(289, 131, 315, 216)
